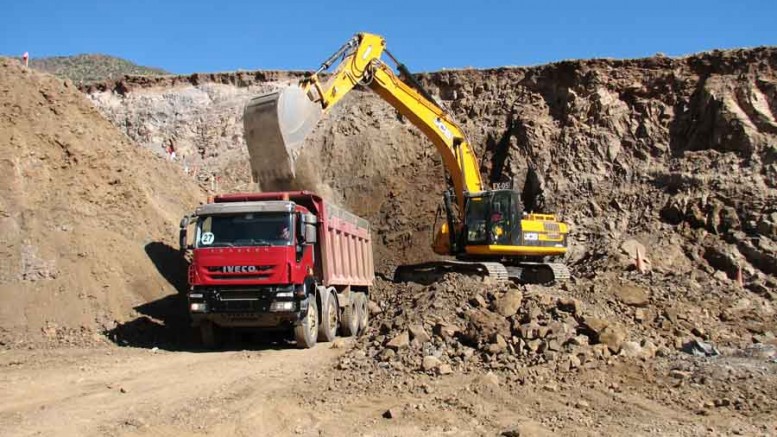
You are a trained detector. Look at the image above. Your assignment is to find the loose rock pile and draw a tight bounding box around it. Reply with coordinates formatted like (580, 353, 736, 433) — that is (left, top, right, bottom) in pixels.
(338, 274, 659, 376)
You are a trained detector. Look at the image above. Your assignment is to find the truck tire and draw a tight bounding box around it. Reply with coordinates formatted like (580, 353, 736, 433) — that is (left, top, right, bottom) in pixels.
(356, 293, 369, 335)
(294, 299, 318, 349)
(317, 291, 338, 342)
(200, 321, 220, 349)
(340, 296, 359, 337)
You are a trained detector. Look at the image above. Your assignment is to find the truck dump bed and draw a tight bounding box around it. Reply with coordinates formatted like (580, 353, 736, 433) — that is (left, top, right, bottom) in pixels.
(214, 191, 374, 288)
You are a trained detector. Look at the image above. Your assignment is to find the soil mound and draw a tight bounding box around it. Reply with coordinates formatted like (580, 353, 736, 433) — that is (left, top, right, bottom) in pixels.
(0, 58, 204, 347)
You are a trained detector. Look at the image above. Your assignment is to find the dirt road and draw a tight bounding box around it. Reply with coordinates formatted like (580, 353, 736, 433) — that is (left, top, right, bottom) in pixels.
(2, 342, 775, 436)
(0, 343, 348, 436)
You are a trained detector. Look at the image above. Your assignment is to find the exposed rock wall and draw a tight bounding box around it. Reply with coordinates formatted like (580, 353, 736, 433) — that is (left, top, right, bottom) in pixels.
(85, 48, 777, 293)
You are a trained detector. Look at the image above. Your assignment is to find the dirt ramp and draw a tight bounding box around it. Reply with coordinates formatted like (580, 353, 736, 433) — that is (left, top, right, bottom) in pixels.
(0, 58, 205, 347)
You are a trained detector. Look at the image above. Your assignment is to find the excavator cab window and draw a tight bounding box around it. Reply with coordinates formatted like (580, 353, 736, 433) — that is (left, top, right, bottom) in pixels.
(462, 190, 523, 247)
(464, 190, 522, 246)
(490, 198, 509, 245)
(489, 190, 522, 246)
(464, 196, 489, 244)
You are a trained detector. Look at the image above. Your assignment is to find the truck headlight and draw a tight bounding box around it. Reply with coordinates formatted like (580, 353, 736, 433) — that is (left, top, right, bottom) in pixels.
(276, 291, 293, 298)
(190, 303, 207, 312)
(269, 301, 295, 312)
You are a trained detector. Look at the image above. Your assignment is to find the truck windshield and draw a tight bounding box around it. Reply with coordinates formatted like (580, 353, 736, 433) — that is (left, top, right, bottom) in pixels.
(195, 213, 293, 248)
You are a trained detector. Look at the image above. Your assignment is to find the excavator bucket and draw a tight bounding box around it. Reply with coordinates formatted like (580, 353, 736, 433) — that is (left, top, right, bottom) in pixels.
(243, 85, 322, 183)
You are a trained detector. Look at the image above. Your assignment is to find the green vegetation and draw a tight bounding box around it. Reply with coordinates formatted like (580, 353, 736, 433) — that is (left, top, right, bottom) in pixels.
(28, 54, 168, 83)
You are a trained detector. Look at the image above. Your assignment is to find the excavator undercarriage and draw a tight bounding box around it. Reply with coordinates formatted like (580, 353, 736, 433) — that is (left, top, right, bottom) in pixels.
(393, 260, 571, 285)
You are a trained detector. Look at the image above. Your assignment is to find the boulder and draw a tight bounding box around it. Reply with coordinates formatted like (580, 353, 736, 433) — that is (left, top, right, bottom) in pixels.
(463, 309, 510, 345)
(640, 340, 658, 359)
(621, 239, 647, 260)
(433, 322, 461, 338)
(368, 300, 383, 315)
(619, 341, 643, 358)
(581, 316, 609, 335)
(383, 408, 401, 419)
(379, 348, 396, 361)
(493, 290, 523, 317)
(422, 355, 442, 371)
(616, 282, 650, 307)
(599, 325, 627, 353)
(408, 324, 431, 343)
(385, 331, 410, 350)
(470, 294, 488, 308)
(487, 334, 509, 354)
(556, 297, 582, 315)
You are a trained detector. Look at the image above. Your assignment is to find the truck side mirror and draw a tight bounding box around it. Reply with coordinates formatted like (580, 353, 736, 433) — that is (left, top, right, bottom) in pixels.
(300, 213, 318, 244)
(179, 215, 191, 252)
(304, 224, 317, 244)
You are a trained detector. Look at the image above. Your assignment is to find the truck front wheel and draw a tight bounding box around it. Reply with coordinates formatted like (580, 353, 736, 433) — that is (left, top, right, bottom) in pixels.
(200, 321, 220, 349)
(294, 299, 318, 348)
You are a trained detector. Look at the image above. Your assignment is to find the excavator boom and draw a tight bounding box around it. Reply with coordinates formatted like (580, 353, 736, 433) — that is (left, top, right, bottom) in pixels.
(242, 32, 570, 283)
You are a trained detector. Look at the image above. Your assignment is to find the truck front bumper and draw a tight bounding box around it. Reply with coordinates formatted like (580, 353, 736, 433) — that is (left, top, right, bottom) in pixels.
(191, 311, 302, 329)
(188, 286, 308, 329)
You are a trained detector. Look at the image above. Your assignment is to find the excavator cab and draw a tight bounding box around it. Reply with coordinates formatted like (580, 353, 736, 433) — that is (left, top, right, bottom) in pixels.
(462, 190, 522, 248)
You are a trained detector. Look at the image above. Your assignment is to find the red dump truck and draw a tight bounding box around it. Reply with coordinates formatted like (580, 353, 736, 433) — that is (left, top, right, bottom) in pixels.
(179, 191, 374, 348)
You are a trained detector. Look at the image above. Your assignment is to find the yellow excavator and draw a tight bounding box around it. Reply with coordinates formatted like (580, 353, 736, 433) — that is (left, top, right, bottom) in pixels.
(243, 33, 570, 283)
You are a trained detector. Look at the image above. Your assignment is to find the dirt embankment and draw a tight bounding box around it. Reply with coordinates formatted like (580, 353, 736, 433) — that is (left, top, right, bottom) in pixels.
(0, 58, 205, 346)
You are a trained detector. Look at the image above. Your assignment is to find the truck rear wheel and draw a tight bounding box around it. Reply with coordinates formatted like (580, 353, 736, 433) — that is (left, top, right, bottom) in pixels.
(356, 293, 369, 335)
(317, 292, 338, 342)
(200, 321, 220, 349)
(294, 299, 318, 348)
(340, 296, 359, 337)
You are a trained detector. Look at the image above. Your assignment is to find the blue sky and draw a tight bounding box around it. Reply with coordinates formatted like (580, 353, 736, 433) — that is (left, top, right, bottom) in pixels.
(2, 0, 776, 74)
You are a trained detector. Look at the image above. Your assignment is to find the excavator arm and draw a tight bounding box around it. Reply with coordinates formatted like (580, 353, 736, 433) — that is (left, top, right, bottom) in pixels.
(243, 32, 570, 280)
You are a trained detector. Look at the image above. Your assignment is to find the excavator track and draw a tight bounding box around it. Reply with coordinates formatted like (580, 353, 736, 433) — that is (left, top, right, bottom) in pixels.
(504, 262, 570, 284)
(394, 260, 569, 285)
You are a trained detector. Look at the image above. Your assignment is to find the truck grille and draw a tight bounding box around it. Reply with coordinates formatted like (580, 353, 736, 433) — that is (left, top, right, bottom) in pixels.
(205, 265, 275, 281)
(204, 288, 275, 313)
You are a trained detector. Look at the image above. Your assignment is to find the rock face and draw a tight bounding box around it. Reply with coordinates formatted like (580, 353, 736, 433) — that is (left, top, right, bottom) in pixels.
(83, 48, 777, 290)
